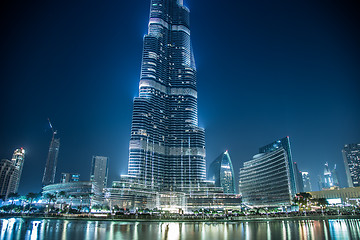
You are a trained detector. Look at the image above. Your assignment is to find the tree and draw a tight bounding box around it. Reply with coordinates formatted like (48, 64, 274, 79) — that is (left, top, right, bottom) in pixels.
(7, 193, 20, 204)
(57, 191, 67, 212)
(44, 193, 56, 212)
(26, 192, 39, 211)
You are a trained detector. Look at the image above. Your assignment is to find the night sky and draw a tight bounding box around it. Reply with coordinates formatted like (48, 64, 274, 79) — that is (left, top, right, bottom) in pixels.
(1, 0, 359, 194)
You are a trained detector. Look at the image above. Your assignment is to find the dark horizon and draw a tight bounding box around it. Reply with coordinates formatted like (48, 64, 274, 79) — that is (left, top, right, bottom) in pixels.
(0, 0, 359, 194)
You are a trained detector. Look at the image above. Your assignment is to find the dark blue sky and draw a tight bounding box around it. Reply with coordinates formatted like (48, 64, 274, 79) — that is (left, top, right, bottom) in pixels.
(0, 0, 359, 194)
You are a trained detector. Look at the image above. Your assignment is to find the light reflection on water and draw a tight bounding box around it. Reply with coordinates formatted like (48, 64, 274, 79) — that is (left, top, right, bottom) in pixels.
(0, 218, 360, 240)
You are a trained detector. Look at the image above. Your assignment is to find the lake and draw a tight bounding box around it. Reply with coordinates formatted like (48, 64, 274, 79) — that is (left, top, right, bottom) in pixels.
(1, 217, 360, 239)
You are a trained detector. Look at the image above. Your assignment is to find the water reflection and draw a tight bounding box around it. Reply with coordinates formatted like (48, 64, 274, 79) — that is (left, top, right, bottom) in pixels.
(0, 217, 359, 240)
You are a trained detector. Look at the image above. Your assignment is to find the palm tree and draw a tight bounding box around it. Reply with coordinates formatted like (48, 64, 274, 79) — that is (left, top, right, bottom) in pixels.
(7, 192, 20, 204)
(26, 192, 38, 211)
(57, 191, 66, 212)
(44, 193, 56, 213)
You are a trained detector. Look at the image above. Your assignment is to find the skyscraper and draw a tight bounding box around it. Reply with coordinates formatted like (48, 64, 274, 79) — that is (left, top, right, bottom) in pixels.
(318, 162, 339, 190)
(0, 148, 25, 198)
(208, 151, 236, 194)
(239, 147, 294, 207)
(127, 0, 206, 192)
(342, 143, 360, 187)
(42, 127, 60, 186)
(90, 156, 109, 192)
(302, 172, 312, 192)
(259, 137, 297, 196)
(293, 162, 304, 193)
(11, 148, 25, 193)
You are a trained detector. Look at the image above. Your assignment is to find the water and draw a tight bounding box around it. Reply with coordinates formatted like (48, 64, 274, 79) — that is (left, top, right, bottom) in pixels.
(1, 217, 360, 240)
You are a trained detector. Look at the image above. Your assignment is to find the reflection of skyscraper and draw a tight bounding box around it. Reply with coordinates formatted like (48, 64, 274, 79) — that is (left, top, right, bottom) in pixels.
(342, 143, 360, 187)
(90, 156, 109, 192)
(302, 172, 312, 192)
(126, 0, 205, 192)
(42, 129, 60, 186)
(208, 151, 236, 194)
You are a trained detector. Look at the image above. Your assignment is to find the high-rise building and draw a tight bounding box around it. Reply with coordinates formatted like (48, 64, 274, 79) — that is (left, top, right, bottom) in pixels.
(126, 0, 206, 192)
(0, 148, 26, 198)
(293, 162, 304, 193)
(259, 137, 297, 196)
(0, 159, 17, 198)
(90, 156, 109, 191)
(239, 147, 294, 207)
(61, 173, 80, 183)
(302, 172, 312, 192)
(342, 143, 360, 187)
(42, 127, 60, 186)
(11, 148, 25, 193)
(318, 162, 339, 190)
(208, 151, 236, 194)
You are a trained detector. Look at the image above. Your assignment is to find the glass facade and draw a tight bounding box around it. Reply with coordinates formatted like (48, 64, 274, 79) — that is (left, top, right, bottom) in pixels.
(302, 171, 312, 192)
(239, 148, 293, 207)
(318, 162, 339, 190)
(208, 151, 236, 194)
(259, 136, 297, 197)
(90, 156, 109, 192)
(0, 148, 25, 198)
(127, 0, 206, 192)
(342, 143, 360, 187)
(42, 132, 60, 186)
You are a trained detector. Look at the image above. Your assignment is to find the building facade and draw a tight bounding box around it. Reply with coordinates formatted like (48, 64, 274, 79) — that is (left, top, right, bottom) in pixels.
(293, 162, 304, 193)
(239, 149, 293, 207)
(318, 162, 339, 190)
(61, 173, 80, 183)
(302, 171, 312, 192)
(259, 137, 298, 196)
(208, 151, 236, 194)
(0, 148, 26, 198)
(310, 186, 360, 205)
(0, 159, 17, 198)
(90, 156, 109, 192)
(11, 148, 25, 193)
(342, 143, 360, 187)
(126, 0, 206, 192)
(42, 181, 102, 209)
(42, 132, 60, 186)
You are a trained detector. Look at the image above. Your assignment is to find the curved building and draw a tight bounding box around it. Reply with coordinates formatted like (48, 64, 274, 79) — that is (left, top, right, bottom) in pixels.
(127, 0, 206, 192)
(208, 151, 236, 194)
(239, 148, 293, 207)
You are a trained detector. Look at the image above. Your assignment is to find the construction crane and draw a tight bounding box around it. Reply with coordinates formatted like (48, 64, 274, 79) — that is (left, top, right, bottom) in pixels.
(48, 118, 57, 135)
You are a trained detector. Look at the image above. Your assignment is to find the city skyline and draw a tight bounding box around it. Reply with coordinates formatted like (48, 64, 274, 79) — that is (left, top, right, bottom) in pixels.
(0, 0, 359, 194)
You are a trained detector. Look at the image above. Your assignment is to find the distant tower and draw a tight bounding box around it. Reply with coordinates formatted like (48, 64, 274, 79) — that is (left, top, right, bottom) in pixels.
(208, 150, 236, 194)
(42, 119, 60, 186)
(319, 162, 339, 190)
(293, 162, 304, 193)
(0, 148, 25, 198)
(11, 148, 25, 193)
(90, 156, 109, 192)
(342, 143, 360, 187)
(302, 172, 312, 192)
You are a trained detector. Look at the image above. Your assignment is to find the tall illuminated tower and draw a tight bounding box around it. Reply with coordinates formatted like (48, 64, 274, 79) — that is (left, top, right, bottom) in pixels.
(127, 0, 206, 192)
(42, 120, 60, 186)
(342, 143, 360, 187)
(11, 148, 25, 193)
